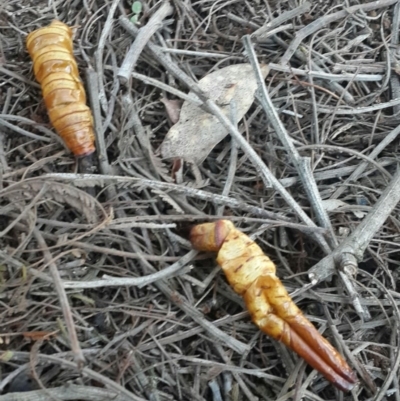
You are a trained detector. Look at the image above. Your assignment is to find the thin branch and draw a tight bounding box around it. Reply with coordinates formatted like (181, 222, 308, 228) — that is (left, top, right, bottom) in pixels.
(63, 250, 196, 289)
(269, 63, 383, 82)
(43, 172, 290, 221)
(118, 1, 174, 84)
(309, 167, 400, 283)
(243, 35, 336, 248)
(281, 0, 400, 65)
(252, 2, 311, 40)
(0, 385, 131, 401)
(32, 228, 85, 367)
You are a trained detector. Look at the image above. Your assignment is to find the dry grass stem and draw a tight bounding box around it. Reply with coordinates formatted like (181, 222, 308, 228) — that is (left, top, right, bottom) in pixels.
(1, 1, 400, 400)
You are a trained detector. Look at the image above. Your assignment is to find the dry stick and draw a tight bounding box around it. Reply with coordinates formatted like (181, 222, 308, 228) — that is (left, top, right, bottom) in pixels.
(0, 65, 39, 87)
(118, 1, 174, 84)
(254, 24, 294, 42)
(135, 312, 252, 353)
(332, 64, 386, 74)
(268, 63, 383, 82)
(297, 144, 392, 179)
(44, 158, 395, 189)
(308, 167, 400, 283)
(315, 97, 400, 114)
(357, 270, 400, 401)
(95, 0, 120, 112)
(62, 250, 196, 289)
(120, 93, 172, 183)
(281, 0, 400, 65)
(118, 237, 250, 355)
(0, 113, 59, 136)
(118, 16, 196, 91)
(32, 228, 85, 367)
(0, 385, 131, 401)
(243, 36, 335, 248)
(208, 380, 224, 401)
(330, 123, 400, 200)
(86, 70, 109, 176)
(0, 364, 29, 393)
(44, 172, 290, 221)
(29, 214, 323, 233)
(3, 352, 147, 401)
(117, 16, 331, 253)
(272, 35, 355, 104)
(86, 69, 249, 356)
(244, 37, 371, 320)
(128, 353, 159, 401)
(0, 116, 53, 143)
(390, 1, 400, 116)
(130, 71, 203, 105)
(214, 343, 258, 401)
(217, 101, 239, 216)
(251, 1, 311, 40)
(82, 69, 165, 401)
(385, 5, 400, 399)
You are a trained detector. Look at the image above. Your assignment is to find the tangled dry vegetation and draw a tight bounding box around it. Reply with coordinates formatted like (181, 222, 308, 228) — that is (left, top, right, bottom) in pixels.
(1, 0, 400, 400)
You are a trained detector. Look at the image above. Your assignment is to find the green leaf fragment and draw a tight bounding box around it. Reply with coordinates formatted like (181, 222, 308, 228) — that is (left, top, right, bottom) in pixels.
(132, 1, 142, 14)
(0, 350, 14, 362)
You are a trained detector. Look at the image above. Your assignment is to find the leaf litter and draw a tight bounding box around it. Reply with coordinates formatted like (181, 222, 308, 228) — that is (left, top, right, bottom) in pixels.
(161, 63, 269, 164)
(1, 1, 400, 400)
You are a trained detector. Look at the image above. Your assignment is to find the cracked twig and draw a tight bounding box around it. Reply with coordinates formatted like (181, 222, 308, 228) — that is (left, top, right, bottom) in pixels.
(281, 0, 400, 65)
(32, 228, 85, 367)
(243, 35, 336, 248)
(118, 1, 174, 85)
(308, 167, 400, 283)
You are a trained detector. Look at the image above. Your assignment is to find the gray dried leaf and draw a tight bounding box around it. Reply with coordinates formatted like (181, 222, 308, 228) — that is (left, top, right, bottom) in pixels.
(160, 97, 182, 124)
(161, 63, 269, 164)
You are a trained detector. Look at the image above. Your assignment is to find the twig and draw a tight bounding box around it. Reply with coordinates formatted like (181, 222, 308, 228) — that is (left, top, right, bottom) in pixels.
(205, 94, 331, 250)
(338, 269, 371, 321)
(118, 1, 174, 85)
(94, 0, 120, 112)
(251, 2, 311, 40)
(160, 48, 230, 58)
(308, 167, 400, 283)
(214, 344, 258, 401)
(269, 63, 383, 82)
(118, 14, 333, 252)
(85, 66, 251, 354)
(244, 35, 373, 319)
(43, 172, 290, 221)
(63, 250, 196, 289)
(272, 35, 355, 104)
(119, 237, 251, 354)
(0, 116, 53, 143)
(130, 71, 202, 105)
(330, 122, 400, 200)
(281, 0, 400, 65)
(86, 69, 108, 175)
(243, 36, 336, 248)
(32, 228, 85, 367)
(357, 270, 400, 401)
(217, 101, 239, 216)
(313, 97, 400, 114)
(0, 385, 131, 401)
(208, 380, 224, 401)
(390, 1, 400, 114)
(2, 352, 147, 401)
(0, 365, 29, 393)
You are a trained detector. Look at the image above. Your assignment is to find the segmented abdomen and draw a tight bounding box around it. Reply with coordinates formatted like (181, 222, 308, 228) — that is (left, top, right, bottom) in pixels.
(190, 220, 276, 294)
(190, 220, 357, 391)
(26, 20, 95, 157)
